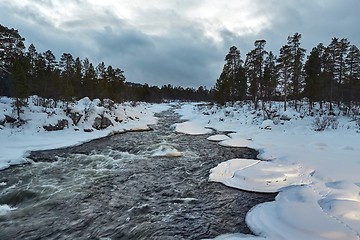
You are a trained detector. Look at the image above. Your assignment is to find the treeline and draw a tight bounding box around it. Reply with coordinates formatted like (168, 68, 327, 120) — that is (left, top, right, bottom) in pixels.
(2, 23, 359, 118)
(214, 33, 360, 112)
(0, 24, 211, 106)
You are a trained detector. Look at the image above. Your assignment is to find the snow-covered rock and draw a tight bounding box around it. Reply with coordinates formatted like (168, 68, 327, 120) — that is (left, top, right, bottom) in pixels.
(92, 115, 113, 130)
(43, 119, 69, 131)
(260, 119, 274, 130)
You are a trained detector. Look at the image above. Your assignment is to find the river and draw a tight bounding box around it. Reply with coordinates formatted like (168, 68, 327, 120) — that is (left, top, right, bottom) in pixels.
(0, 109, 275, 240)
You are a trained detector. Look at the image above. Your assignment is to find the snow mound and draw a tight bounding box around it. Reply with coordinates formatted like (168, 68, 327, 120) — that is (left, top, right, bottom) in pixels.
(174, 121, 213, 135)
(319, 181, 360, 232)
(246, 186, 359, 240)
(210, 158, 313, 193)
(207, 134, 230, 142)
(219, 137, 252, 148)
(209, 159, 260, 182)
(260, 119, 274, 130)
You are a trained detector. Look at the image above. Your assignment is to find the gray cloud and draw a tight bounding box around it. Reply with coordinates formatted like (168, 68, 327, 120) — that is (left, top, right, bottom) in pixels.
(1, 0, 359, 88)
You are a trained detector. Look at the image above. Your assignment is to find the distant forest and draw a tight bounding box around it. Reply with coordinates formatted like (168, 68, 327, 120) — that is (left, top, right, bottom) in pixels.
(1, 24, 360, 113)
(0, 24, 210, 104)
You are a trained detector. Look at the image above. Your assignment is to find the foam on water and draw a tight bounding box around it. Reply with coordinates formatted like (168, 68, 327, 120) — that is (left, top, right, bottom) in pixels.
(0, 204, 16, 216)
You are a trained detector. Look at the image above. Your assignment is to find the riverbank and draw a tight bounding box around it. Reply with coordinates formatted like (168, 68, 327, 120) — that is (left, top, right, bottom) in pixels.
(0, 109, 275, 239)
(175, 102, 360, 240)
(0, 96, 170, 170)
(1, 97, 359, 239)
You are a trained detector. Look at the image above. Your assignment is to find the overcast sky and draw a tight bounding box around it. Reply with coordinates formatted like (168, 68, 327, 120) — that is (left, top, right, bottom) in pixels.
(1, 0, 359, 88)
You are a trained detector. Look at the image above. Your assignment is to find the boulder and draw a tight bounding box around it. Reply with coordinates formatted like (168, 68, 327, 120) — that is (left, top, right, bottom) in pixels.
(260, 119, 274, 130)
(92, 115, 113, 130)
(114, 117, 123, 123)
(66, 110, 83, 126)
(0, 116, 5, 126)
(280, 114, 292, 121)
(43, 119, 69, 131)
(5, 115, 17, 123)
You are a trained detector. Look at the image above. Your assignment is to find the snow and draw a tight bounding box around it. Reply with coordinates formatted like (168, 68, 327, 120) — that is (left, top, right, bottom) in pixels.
(174, 121, 213, 135)
(174, 102, 360, 240)
(209, 158, 313, 193)
(207, 134, 230, 142)
(0, 96, 170, 171)
(1, 97, 360, 239)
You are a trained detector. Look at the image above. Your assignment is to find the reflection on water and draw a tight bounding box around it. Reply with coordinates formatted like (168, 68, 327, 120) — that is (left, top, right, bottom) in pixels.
(0, 109, 275, 240)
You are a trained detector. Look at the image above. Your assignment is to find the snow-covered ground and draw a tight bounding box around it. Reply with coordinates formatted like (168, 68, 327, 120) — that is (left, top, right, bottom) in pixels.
(1, 97, 359, 239)
(175, 102, 360, 240)
(0, 96, 169, 171)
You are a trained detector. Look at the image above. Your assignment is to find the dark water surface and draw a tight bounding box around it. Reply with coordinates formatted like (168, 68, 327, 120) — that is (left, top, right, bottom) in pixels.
(0, 109, 275, 240)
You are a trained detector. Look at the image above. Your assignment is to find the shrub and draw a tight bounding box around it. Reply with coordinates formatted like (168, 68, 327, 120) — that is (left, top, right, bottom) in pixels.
(313, 116, 339, 131)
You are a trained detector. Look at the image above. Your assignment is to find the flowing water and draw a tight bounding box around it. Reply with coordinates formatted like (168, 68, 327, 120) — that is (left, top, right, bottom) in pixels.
(0, 109, 275, 240)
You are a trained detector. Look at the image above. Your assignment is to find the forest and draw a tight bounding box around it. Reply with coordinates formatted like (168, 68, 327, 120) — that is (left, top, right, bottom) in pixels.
(214, 33, 360, 113)
(0, 24, 211, 106)
(1, 24, 360, 118)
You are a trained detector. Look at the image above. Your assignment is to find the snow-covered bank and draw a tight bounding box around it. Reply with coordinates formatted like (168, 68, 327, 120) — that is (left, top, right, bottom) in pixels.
(175, 102, 360, 240)
(0, 96, 170, 170)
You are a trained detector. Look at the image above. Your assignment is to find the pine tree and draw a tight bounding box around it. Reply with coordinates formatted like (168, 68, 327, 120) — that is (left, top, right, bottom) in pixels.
(26, 44, 40, 95)
(245, 40, 267, 109)
(44, 50, 57, 71)
(83, 59, 97, 99)
(59, 53, 75, 101)
(214, 46, 244, 104)
(11, 55, 30, 120)
(277, 44, 292, 111)
(288, 33, 306, 110)
(304, 46, 322, 107)
(337, 38, 350, 103)
(214, 72, 230, 104)
(26, 44, 37, 75)
(74, 57, 83, 98)
(344, 45, 360, 104)
(234, 65, 247, 101)
(43, 50, 59, 99)
(113, 67, 126, 101)
(262, 51, 277, 101)
(96, 62, 107, 99)
(0, 24, 26, 96)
